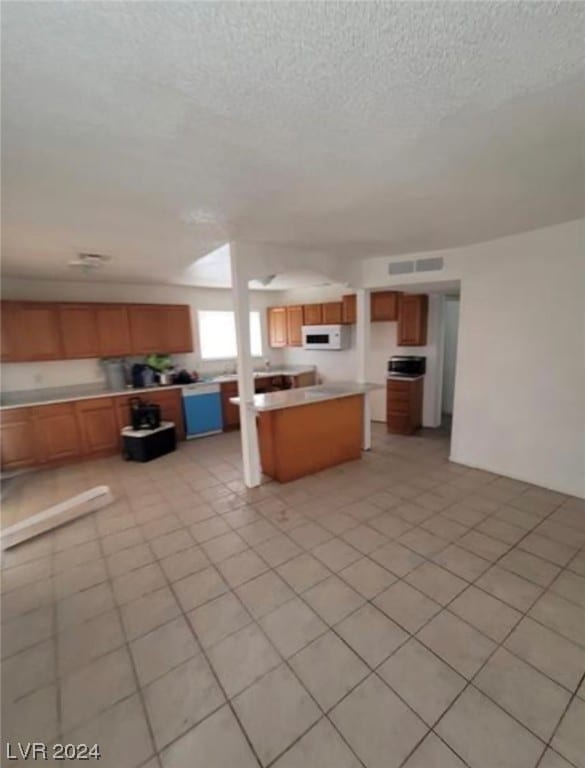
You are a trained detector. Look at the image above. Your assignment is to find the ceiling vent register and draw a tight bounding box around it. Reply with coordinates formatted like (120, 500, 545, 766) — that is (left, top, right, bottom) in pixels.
(388, 256, 444, 275)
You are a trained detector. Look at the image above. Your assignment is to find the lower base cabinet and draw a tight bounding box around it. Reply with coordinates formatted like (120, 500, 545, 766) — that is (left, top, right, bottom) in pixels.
(0, 388, 185, 470)
(76, 398, 119, 456)
(387, 377, 424, 435)
(0, 409, 39, 469)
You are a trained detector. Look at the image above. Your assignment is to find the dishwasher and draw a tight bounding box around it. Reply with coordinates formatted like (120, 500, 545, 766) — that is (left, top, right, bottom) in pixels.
(182, 383, 223, 438)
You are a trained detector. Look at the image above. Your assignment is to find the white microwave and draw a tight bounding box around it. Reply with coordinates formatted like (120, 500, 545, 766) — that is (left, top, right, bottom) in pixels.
(302, 324, 350, 350)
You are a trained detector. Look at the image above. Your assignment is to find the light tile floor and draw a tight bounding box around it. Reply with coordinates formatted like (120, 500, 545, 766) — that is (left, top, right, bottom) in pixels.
(2, 424, 585, 768)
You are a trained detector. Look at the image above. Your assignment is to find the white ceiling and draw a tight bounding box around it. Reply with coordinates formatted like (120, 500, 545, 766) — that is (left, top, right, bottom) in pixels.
(2, 2, 584, 287)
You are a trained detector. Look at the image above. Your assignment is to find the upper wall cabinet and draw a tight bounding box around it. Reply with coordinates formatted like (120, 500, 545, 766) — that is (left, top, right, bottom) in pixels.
(0, 301, 194, 361)
(6, 303, 63, 361)
(397, 294, 428, 346)
(96, 305, 133, 357)
(322, 301, 343, 324)
(371, 291, 400, 322)
(342, 294, 356, 324)
(303, 304, 323, 326)
(268, 307, 288, 348)
(161, 305, 193, 353)
(286, 306, 303, 347)
(128, 305, 166, 353)
(59, 304, 100, 359)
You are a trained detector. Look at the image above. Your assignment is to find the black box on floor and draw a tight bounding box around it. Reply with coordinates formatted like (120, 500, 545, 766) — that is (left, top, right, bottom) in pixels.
(122, 421, 176, 462)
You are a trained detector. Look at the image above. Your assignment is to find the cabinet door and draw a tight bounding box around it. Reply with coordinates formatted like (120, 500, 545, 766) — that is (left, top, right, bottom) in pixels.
(286, 306, 303, 347)
(397, 295, 428, 346)
(322, 302, 342, 324)
(342, 294, 356, 324)
(0, 409, 38, 469)
(371, 291, 400, 322)
(220, 382, 240, 430)
(161, 305, 193, 353)
(267, 307, 287, 348)
(33, 404, 81, 463)
(59, 305, 100, 359)
(76, 398, 119, 454)
(146, 389, 185, 439)
(303, 304, 323, 325)
(12, 303, 63, 360)
(1, 302, 17, 362)
(128, 305, 165, 354)
(97, 305, 133, 357)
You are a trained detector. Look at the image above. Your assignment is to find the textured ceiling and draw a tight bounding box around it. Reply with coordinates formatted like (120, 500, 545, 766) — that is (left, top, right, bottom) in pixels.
(2, 1, 584, 286)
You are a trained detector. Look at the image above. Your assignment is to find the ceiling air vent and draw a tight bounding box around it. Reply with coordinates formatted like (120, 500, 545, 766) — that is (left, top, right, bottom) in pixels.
(415, 257, 444, 272)
(388, 260, 415, 276)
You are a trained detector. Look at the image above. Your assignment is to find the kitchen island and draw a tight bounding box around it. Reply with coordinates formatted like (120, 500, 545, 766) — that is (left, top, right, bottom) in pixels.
(231, 382, 381, 482)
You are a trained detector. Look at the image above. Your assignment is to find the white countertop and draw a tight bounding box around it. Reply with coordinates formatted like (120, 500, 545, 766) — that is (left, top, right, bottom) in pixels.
(231, 381, 383, 412)
(387, 374, 425, 381)
(0, 368, 316, 410)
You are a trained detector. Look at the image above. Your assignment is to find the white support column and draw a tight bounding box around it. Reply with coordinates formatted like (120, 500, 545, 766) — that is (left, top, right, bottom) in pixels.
(355, 288, 372, 450)
(229, 243, 262, 488)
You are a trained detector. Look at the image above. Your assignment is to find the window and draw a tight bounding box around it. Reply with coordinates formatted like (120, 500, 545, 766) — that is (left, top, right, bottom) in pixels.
(197, 310, 263, 360)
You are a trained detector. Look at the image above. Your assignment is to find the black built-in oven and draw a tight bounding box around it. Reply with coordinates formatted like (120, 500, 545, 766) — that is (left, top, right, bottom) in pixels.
(388, 356, 426, 377)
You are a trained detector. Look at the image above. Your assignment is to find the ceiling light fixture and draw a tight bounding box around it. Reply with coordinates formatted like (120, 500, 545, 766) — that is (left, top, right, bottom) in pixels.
(68, 253, 111, 275)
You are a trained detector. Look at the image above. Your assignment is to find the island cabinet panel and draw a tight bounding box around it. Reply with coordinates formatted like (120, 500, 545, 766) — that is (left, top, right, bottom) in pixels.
(303, 304, 323, 326)
(0, 408, 38, 470)
(59, 305, 100, 359)
(268, 307, 288, 348)
(258, 395, 363, 482)
(161, 305, 193, 353)
(371, 291, 400, 322)
(286, 306, 304, 347)
(342, 294, 357, 324)
(220, 381, 240, 430)
(32, 403, 82, 464)
(75, 398, 119, 455)
(128, 305, 166, 354)
(397, 294, 428, 346)
(7, 302, 63, 361)
(322, 301, 343, 324)
(387, 378, 423, 435)
(96, 305, 133, 357)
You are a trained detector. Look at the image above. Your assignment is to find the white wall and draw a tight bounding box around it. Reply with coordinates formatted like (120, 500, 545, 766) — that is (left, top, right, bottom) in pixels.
(0, 278, 286, 391)
(361, 219, 585, 498)
(442, 297, 460, 415)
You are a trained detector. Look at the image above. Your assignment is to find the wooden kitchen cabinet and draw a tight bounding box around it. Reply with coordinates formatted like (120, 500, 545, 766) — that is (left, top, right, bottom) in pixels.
(322, 301, 343, 324)
(3, 302, 63, 361)
(387, 377, 423, 435)
(75, 398, 119, 455)
(268, 307, 287, 348)
(397, 294, 428, 346)
(342, 294, 356, 324)
(160, 305, 193, 353)
(0, 408, 38, 470)
(303, 304, 323, 325)
(220, 381, 240, 430)
(1, 303, 17, 362)
(145, 388, 185, 440)
(371, 291, 400, 322)
(286, 306, 303, 347)
(32, 403, 82, 464)
(96, 305, 133, 357)
(128, 305, 165, 354)
(59, 304, 100, 359)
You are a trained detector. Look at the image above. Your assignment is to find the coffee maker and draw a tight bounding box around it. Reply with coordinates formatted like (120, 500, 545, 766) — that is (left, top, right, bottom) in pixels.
(129, 398, 161, 430)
